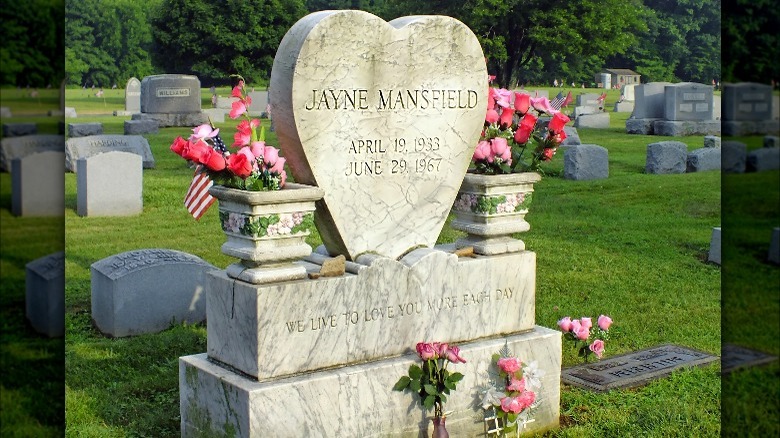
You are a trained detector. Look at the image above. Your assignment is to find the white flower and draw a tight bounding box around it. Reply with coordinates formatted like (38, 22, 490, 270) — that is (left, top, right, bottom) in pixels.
(523, 361, 545, 392)
(480, 387, 506, 410)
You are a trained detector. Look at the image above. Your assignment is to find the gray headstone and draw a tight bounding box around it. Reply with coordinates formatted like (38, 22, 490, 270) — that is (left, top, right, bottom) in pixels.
(686, 148, 721, 173)
(652, 120, 721, 137)
(1, 134, 64, 172)
(708, 227, 721, 265)
(613, 101, 634, 113)
(140, 74, 201, 114)
(575, 106, 599, 118)
(215, 95, 233, 109)
(663, 83, 714, 121)
(621, 84, 636, 101)
(563, 144, 609, 180)
(91, 249, 216, 337)
(574, 112, 610, 129)
(561, 344, 718, 392)
(125, 77, 141, 112)
(576, 93, 600, 107)
(77, 151, 143, 217)
(713, 95, 721, 120)
(247, 91, 269, 113)
(560, 126, 581, 146)
(632, 82, 673, 119)
(25, 252, 65, 337)
(769, 228, 780, 265)
(764, 136, 779, 148)
(0, 106, 12, 118)
(704, 135, 721, 148)
(3, 123, 37, 137)
(11, 151, 65, 217)
(68, 123, 103, 138)
(130, 112, 209, 128)
(645, 141, 687, 174)
(123, 120, 159, 135)
(201, 108, 227, 124)
(722, 82, 773, 121)
(721, 141, 747, 173)
(65, 135, 155, 172)
(746, 147, 780, 172)
(722, 344, 779, 374)
(65, 107, 77, 118)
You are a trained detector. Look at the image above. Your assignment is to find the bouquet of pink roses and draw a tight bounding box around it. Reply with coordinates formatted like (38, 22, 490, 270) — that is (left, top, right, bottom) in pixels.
(170, 75, 287, 191)
(473, 82, 570, 174)
(558, 314, 612, 361)
(480, 351, 542, 436)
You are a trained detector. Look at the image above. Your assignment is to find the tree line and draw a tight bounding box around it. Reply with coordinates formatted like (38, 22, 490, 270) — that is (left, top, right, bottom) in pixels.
(3, 0, 775, 89)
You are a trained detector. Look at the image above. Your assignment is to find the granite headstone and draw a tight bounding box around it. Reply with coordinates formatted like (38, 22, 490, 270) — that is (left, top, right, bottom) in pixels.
(11, 151, 65, 217)
(77, 151, 143, 216)
(66, 135, 155, 172)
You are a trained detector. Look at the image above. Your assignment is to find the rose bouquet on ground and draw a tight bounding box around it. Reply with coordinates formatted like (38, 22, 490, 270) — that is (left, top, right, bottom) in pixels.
(480, 346, 543, 436)
(472, 80, 570, 174)
(558, 314, 612, 362)
(170, 75, 287, 191)
(393, 342, 466, 421)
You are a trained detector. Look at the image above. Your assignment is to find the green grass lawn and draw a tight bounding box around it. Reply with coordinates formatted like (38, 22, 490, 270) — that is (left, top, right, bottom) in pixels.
(1, 88, 777, 436)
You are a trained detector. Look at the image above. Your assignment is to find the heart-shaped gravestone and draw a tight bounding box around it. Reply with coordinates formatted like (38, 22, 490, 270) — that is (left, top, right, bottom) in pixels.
(270, 10, 487, 260)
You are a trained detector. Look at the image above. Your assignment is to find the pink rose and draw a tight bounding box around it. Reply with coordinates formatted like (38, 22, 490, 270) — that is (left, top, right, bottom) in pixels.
(570, 319, 582, 333)
(494, 88, 512, 108)
(497, 357, 521, 374)
(507, 377, 525, 392)
(263, 145, 279, 166)
(231, 84, 243, 98)
(589, 339, 605, 359)
(229, 100, 247, 119)
(490, 137, 510, 162)
(485, 108, 499, 124)
(416, 342, 437, 360)
(236, 146, 255, 165)
(279, 169, 287, 188)
(557, 316, 573, 332)
(473, 140, 491, 161)
(541, 147, 556, 161)
(580, 317, 593, 330)
(530, 96, 559, 115)
(190, 123, 219, 142)
(598, 315, 612, 331)
(445, 345, 467, 363)
(250, 141, 266, 158)
(516, 390, 536, 410)
(269, 156, 286, 175)
(432, 342, 449, 357)
(574, 325, 590, 341)
(514, 92, 530, 115)
(500, 396, 523, 414)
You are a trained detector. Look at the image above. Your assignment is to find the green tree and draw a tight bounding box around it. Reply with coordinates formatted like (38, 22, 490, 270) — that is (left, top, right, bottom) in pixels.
(722, 0, 779, 83)
(151, 0, 308, 85)
(0, 0, 65, 87)
(382, 0, 645, 88)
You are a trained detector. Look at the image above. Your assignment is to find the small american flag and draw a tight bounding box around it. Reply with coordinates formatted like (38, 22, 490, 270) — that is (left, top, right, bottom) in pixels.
(184, 166, 216, 220)
(550, 91, 565, 110)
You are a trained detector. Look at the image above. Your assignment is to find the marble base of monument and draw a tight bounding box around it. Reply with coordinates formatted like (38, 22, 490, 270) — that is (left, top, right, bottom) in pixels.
(653, 120, 721, 137)
(131, 112, 209, 128)
(180, 327, 561, 438)
(722, 120, 778, 137)
(613, 101, 634, 113)
(207, 248, 536, 380)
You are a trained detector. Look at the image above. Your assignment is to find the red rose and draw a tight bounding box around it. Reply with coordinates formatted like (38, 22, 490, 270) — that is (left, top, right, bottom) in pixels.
(202, 148, 227, 171)
(514, 92, 530, 115)
(182, 139, 211, 163)
(170, 136, 188, 156)
(513, 113, 537, 144)
(227, 152, 253, 178)
(499, 107, 515, 128)
(548, 112, 570, 133)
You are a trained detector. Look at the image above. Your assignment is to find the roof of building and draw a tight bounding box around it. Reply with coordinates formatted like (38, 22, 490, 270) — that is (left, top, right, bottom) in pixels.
(604, 68, 640, 76)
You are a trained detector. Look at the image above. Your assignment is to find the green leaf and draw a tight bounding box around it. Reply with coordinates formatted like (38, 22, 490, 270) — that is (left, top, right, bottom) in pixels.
(423, 395, 435, 410)
(423, 384, 438, 396)
(409, 379, 421, 392)
(449, 372, 464, 383)
(438, 393, 447, 403)
(392, 376, 410, 391)
(408, 364, 422, 380)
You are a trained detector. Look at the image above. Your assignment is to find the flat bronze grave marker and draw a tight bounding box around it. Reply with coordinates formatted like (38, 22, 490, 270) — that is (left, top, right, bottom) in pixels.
(720, 344, 778, 374)
(561, 344, 718, 392)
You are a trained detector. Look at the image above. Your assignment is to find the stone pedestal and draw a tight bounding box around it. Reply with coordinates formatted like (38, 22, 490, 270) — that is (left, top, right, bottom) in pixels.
(181, 248, 561, 437)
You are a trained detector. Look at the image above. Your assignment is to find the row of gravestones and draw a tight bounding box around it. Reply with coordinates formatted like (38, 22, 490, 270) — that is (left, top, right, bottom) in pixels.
(24, 249, 215, 338)
(646, 135, 780, 174)
(67, 121, 159, 136)
(627, 82, 721, 136)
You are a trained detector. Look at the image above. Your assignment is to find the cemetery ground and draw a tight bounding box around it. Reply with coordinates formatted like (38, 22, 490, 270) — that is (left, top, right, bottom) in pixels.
(0, 87, 776, 436)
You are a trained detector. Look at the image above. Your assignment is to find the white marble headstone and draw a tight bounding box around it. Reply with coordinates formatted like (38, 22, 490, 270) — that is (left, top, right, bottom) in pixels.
(270, 10, 487, 260)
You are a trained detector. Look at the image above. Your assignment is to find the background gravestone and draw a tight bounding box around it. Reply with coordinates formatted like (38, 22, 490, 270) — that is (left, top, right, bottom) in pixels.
(721, 141, 747, 173)
(3, 123, 37, 137)
(0, 134, 64, 172)
(26, 252, 65, 337)
(632, 82, 672, 119)
(68, 122, 103, 138)
(576, 93, 600, 107)
(125, 77, 141, 112)
(132, 74, 208, 127)
(687, 147, 721, 173)
(663, 83, 714, 121)
(91, 249, 215, 337)
(645, 141, 687, 174)
(563, 144, 609, 180)
(721, 82, 776, 136)
(12, 151, 65, 217)
(574, 112, 610, 129)
(746, 147, 780, 172)
(77, 151, 143, 216)
(66, 135, 155, 172)
(708, 227, 721, 265)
